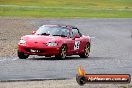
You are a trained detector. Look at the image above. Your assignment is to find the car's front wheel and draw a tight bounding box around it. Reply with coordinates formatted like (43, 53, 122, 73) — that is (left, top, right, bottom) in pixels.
(79, 43, 90, 58)
(55, 45, 67, 60)
(18, 50, 29, 59)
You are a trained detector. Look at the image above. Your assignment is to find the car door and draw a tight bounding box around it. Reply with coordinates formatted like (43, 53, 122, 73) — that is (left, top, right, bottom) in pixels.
(70, 28, 83, 53)
(65, 29, 75, 55)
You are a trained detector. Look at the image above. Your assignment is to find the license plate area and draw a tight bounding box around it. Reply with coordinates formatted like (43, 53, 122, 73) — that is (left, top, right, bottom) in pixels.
(30, 49, 40, 52)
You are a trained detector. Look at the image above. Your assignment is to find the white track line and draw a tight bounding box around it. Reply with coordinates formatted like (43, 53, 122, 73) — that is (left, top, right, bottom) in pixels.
(0, 58, 7, 62)
(90, 36, 96, 39)
(0, 4, 132, 11)
(12, 58, 19, 61)
(0, 57, 19, 62)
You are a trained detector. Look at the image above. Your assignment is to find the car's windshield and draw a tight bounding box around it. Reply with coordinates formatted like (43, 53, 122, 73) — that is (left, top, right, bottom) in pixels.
(35, 26, 69, 37)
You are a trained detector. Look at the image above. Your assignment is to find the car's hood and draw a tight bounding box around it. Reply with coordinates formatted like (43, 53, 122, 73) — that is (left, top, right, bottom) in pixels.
(22, 35, 64, 43)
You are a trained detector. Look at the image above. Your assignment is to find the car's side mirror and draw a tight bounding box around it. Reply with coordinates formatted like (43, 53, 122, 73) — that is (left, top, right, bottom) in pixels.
(32, 31, 36, 34)
(73, 34, 80, 40)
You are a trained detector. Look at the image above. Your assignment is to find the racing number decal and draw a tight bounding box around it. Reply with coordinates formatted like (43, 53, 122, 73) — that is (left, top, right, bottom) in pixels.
(74, 41, 80, 50)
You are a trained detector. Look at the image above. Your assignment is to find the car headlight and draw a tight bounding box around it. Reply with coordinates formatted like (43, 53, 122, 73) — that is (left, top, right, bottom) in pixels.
(19, 39, 26, 44)
(47, 42, 57, 46)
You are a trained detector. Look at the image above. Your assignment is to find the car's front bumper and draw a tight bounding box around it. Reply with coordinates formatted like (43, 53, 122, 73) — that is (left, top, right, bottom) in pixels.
(18, 44, 60, 56)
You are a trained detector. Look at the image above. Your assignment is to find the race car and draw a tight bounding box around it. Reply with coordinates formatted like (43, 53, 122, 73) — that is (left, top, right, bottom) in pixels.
(18, 24, 91, 59)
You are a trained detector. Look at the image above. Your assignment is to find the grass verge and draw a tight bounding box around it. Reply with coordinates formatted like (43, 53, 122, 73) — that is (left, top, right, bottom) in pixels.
(0, 0, 132, 18)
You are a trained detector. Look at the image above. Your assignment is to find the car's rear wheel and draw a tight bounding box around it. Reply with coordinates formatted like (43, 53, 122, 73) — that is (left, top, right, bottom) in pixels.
(79, 43, 90, 58)
(55, 45, 67, 60)
(18, 50, 29, 59)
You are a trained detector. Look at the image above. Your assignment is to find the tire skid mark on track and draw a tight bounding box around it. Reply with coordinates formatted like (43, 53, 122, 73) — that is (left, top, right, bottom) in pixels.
(0, 78, 68, 82)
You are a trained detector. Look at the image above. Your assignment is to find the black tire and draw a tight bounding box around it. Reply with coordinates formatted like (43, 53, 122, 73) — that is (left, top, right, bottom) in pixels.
(55, 45, 67, 60)
(18, 50, 29, 59)
(79, 43, 90, 58)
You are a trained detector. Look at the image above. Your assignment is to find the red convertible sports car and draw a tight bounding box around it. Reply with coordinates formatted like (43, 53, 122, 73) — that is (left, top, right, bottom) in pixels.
(18, 24, 91, 59)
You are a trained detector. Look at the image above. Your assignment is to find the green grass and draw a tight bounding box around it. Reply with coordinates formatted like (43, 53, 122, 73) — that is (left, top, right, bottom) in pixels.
(0, 0, 132, 18)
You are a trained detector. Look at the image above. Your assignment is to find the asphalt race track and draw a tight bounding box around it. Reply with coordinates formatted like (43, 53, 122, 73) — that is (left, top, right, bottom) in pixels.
(0, 18, 132, 81)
